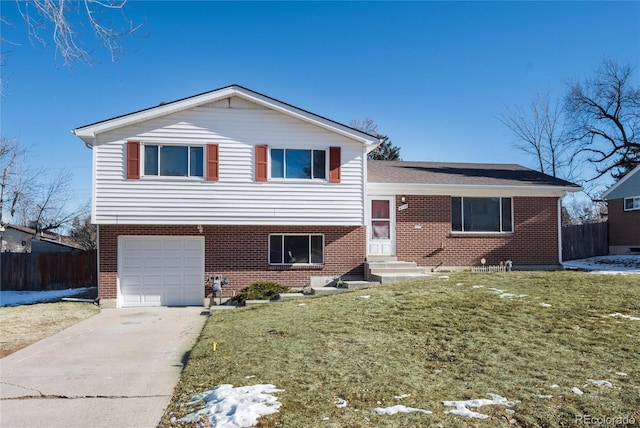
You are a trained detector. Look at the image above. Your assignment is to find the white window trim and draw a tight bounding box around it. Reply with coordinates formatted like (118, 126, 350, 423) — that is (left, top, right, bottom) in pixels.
(268, 233, 325, 265)
(451, 196, 514, 234)
(141, 143, 205, 179)
(268, 147, 328, 181)
(623, 196, 640, 211)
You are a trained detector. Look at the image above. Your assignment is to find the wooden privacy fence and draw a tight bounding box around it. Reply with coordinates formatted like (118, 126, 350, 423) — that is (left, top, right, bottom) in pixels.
(562, 221, 608, 261)
(1, 250, 97, 291)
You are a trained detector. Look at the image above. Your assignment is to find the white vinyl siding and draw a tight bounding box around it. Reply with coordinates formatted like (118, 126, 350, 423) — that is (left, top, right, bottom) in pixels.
(93, 101, 365, 225)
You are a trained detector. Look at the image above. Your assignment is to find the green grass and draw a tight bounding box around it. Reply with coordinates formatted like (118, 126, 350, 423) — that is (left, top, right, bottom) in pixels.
(161, 272, 640, 427)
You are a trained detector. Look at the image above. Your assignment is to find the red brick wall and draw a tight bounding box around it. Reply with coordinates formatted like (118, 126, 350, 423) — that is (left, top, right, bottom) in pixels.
(607, 198, 640, 247)
(98, 225, 366, 299)
(395, 196, 560, 268)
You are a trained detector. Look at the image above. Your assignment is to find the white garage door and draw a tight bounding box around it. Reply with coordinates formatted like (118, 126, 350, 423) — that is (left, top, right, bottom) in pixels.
(119, 236, 204, 307)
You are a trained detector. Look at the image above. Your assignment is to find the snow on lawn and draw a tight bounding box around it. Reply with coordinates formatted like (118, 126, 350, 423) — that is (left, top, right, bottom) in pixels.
(373, 405, 432, 416)
(442, 393, 518, 419)
(562, 255, 640, 274)
(176, 384, 283, 428)
(608, 312, 640, 321)
(0, 287, 96, 307)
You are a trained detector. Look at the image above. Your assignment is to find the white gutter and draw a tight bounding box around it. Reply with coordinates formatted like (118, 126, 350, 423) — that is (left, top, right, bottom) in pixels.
(557, 196, 564, 264)
(367, 182, 581, 198)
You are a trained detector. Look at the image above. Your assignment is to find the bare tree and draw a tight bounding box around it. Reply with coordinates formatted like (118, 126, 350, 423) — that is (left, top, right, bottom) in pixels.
(350, 117, 378, 136)
(69, 214, 96, 250)
(21, 170, 81, 233)
(500, 93, 572, 178)
(350, 117, 401, 161)
(1, 138, 83, 233)
(0, 137, 33, 227)
(10, 0, 143, 66)
(565, 59, 640, 180)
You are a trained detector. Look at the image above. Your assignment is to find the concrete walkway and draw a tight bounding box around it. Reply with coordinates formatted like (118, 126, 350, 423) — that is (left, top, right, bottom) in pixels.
(0, 307, 208, 428)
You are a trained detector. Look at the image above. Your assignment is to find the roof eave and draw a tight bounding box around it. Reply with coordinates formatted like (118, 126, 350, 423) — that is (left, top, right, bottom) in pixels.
(367, 182, 582, 197)
(601, 164, 640, 199)
(71, 85, 379, 147)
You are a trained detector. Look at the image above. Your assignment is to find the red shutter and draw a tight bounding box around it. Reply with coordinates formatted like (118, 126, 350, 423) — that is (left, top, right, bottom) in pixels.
(255, 145, 268, 182)
(206, 144, 219, 181)
(329, 146, 341, 183)
(126, 141, 140, 179)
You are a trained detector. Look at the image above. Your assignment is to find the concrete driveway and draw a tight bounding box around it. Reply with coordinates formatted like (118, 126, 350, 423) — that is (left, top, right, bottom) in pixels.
(0, 307, 208, 428)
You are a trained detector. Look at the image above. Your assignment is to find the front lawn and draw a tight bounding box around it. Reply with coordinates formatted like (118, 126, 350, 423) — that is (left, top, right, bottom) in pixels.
(161, 271, 639, 427)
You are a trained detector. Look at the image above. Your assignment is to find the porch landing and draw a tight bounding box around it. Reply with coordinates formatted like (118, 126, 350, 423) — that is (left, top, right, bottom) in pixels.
(365, 259, 434, 284)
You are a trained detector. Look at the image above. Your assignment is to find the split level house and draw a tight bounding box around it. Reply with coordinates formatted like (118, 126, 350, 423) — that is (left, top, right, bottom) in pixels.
(602, 164, 640, 255)
(73, 85, 581, 308)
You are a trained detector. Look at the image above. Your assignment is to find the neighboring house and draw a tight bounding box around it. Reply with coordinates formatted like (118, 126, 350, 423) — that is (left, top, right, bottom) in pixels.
(0, 224, 82, 254)
(601, 165, 640, 255)
(72, 85, 581, 308)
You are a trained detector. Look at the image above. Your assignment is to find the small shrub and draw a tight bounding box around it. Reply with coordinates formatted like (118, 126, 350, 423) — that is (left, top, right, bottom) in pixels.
(230, 281, 290, 304)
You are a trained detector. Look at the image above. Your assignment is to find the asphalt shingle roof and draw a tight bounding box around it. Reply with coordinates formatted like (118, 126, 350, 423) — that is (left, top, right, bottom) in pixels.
(367, 160, 580, 188)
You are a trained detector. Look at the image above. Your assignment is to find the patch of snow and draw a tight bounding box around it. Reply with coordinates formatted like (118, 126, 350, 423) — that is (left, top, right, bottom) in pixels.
(0, 287, 96, 307)
(456, 283, 464, 286)
(608, 313, 640, 321)
(509, 418, 518, 424)
(438, 275, 450, 279)
(540, 303, 552, 307)
(244, 375, 255, 379)
(336, 398, 348, 408)
(499, 293, 528, 299)
(393, 394, 410, 399)
(550, 384, 560, 389)
(358, 295, 370, 299)
(616, 372, 628, 376)
(562, 255, 640, 275)
(434, 369, 442, 374)
(443, 393, 517, 419)
(588, 379, 612, 387)
(536, 395, 553, 399)
(373, 405, 432, 416)
(472, 285, 484, 288)
(322, 417, 329, 421)
(505, 409, 515, 415)
(572, 387, 583, 395)
(178, 384, 283, 428)
(298, 303, 307, 306)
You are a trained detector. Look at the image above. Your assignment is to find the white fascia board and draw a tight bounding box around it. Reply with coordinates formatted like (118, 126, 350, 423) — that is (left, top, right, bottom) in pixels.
(367, 183, 582, 197)
(72, 86, 379, 147)
(601, 164, 640, 199)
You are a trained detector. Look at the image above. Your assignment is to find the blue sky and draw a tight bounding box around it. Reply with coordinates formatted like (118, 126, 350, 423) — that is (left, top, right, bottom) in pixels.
(2, 1, 639, 212)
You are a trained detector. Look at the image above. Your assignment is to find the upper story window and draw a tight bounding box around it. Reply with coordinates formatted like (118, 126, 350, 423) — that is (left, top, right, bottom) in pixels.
(624, 196, 640, 211)
(451, 197, 513, 233)
(143, 144, 204, 177)
(270, 149, 326, 180)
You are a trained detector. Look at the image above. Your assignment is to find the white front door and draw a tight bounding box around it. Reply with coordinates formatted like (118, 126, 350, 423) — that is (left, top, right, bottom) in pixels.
(368, 197, 395, 256)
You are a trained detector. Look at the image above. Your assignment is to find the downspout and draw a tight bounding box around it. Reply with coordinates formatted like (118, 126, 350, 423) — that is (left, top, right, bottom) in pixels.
(557, 194, 565, 265)
(96, 224, 100, 306)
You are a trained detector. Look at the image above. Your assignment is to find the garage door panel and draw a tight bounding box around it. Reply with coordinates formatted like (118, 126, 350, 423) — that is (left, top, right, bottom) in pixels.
(119, 236, 204, 307)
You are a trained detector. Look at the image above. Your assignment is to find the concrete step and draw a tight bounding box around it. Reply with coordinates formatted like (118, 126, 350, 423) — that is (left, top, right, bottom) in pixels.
(367, 261, 419, 268)
(367, 266, 428, 274)
(311, 286, 350, 295)
(369, 273, 434, 284)
(344, 280, 380, 290)
(366, 255, 398, 262)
